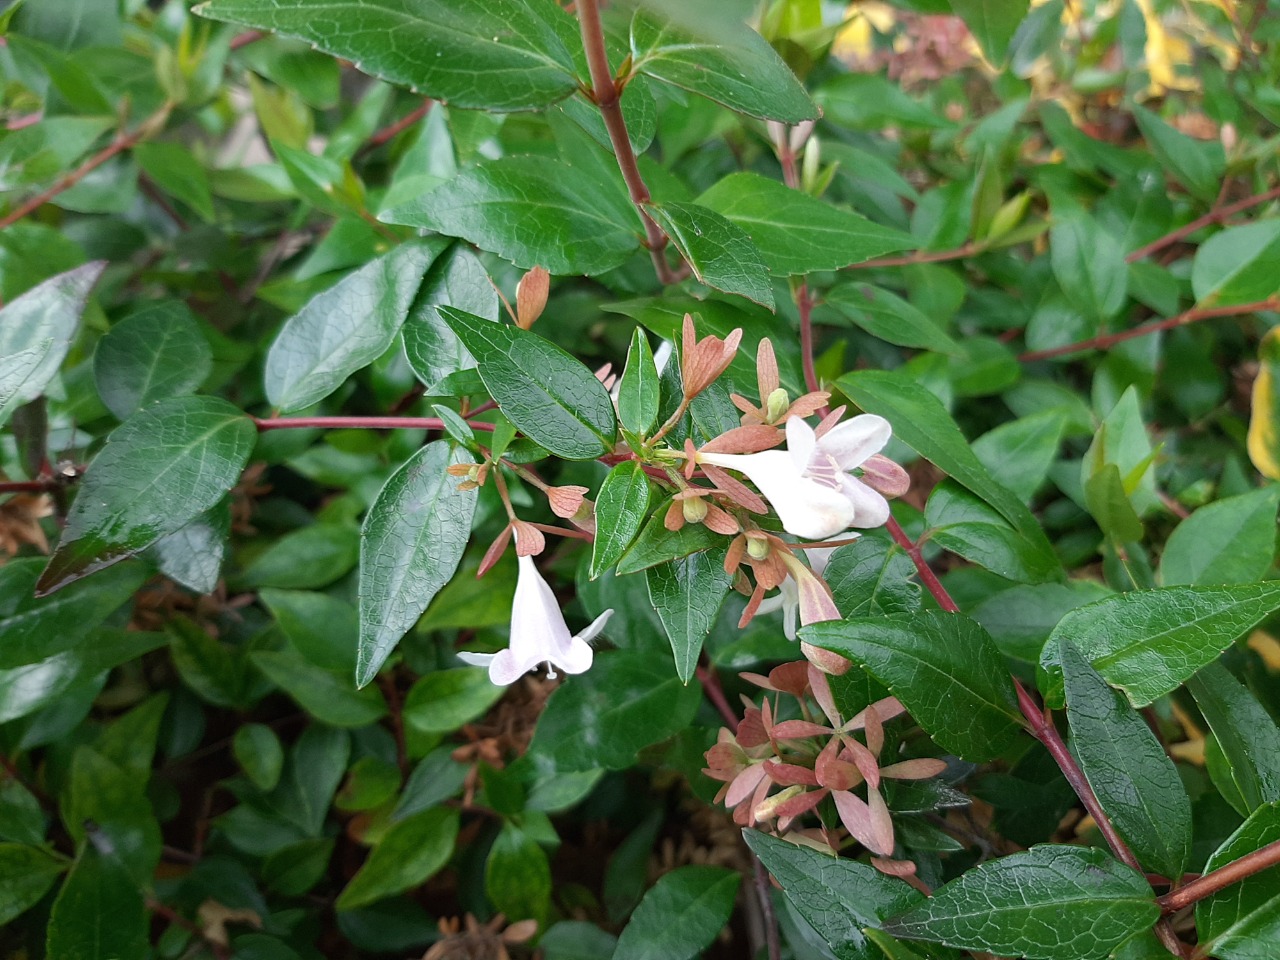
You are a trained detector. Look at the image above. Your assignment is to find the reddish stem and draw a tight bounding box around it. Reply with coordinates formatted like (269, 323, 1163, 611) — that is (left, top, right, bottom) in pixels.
(252, 415, 495, 433)
(886, 518, 958, 613)
(0, 480, 57, 494)
(851, 242, 985, 270)
(1126, 185, 1280, 263)
(1159, 839, 1280, 913)
(359, 100, 432, 154)
(229, 30, 266, 50)
(697, 663, 740, 732)
(1019, 298, 1279, 362)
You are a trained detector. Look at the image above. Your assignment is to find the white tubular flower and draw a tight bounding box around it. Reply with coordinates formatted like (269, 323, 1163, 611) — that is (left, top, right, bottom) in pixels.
(758, 535, 851, 640)
(459, 555, 613, 685)
(699, 415, 893, 540)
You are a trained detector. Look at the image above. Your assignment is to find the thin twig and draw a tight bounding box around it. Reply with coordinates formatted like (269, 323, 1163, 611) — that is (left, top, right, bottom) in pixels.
(850, 242, 986, 270)
(1126, 185, 1280, 263)
(1018, 297, 1280, 362)
(886, 519, 958, 613)
(696, 662, 739, 732)
(0, 103, 172, 230)
(575, 0, 683, 285)
(752, 853, 782, 960)
(358, 100, 432, 155)
(253, 415, 496, 433)
(1159, 839, 1280, 913)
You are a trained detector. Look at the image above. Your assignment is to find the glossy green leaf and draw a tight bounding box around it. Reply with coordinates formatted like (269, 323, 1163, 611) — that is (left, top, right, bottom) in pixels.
(93, 301, 212, 420)
(613, 865, 741, 960)
(1084, 463, 1145, 542)
(882, 845, 1158, 959)
(265, 239, 445, 412)
(697, 173, 912, 276)
(1040, 582, 1280, 707)
(241, 523, 360, 591)
(402, 668, 504, 735)
(358, 441, 478, 687)
(971, 409, 1065, 503)
(949, 0, 1029, 65)
(646, 548, 734, 683)
(262, 838, 334, 896)
(1187, 662, 1280, 816)
(1197, 802, 1280, 960)
(645, 202, 773, 308)
(45, 845, 147, 960)
(837, 370, 1062, 578)
(37, 396, 257, 595)
(234, 723, 285, 792)
(267, 726, 350, 837)
(253, 647, 388, 728)
(0, 261, 104, 428)
(1132, 105, 1224, 202)
(1082, 386, 1159, 516)
(1192, 220, 1280, 307)
(615, 511, 726, 575)
(133, 141, 215, 221)
(1051, 211, 1128, 322)
(167, 615, 257, 709)
(402, 245, 498, 394)
(382, 156, 642, 276)
(925, 480, 1066, 583)
(63, 747, 160, 884)
(971, 580, 1113, 663)
(485, 823, 552, 925)
(0, 558, 146, 668)
(801, 611, 1023, 761)
(529, 651, 702, 771)
(260, 588, 357, 672)
(630, 8, 816, 122)
(825, 282, 961, 354)
(746, 830, 922, 960)
(441, 308, 617, 459)
(336, 806, 459, 910)
(1061, 643, 1191, 881)
(591, 462, 651, 579)
(0, 843, 65, 925)
(0, 778, 46, 846)
(151, 502, 231, 595)
(823, 538, 922, 618)
(1161, 486, 1280, 586)
(617, 327, 661, 436)
(195, 0, 579, 111)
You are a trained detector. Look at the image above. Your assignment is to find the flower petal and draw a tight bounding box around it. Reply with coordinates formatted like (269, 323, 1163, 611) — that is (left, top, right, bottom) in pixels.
(457, 652, 496, 668)
(819, 414, 891, 470)
(785, 415, 817, 472)
(840, 475, 890, 529)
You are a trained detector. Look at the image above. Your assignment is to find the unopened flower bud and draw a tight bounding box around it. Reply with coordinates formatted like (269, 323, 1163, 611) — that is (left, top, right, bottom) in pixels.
(859, 454, 910, 499)
(755, 785, 806, 822)
(765, 387, 790, 423)
(682, 496, 709, 524)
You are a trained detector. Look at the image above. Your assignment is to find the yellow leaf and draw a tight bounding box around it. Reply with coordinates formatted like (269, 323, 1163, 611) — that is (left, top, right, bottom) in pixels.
(1248, 326, 1280, 480)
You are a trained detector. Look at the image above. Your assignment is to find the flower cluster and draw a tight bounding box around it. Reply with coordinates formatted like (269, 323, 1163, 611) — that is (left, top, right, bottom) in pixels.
(703, 662, 946, 857)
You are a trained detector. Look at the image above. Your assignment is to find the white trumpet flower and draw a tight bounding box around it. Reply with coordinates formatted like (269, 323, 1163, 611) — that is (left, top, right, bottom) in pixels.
(459, 555, 613, 685)
(699, 415, 892, 540)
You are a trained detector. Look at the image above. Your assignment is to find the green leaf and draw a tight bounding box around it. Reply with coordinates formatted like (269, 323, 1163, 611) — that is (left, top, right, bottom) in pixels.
(0, 843, 65, 925)
(882, 845, 1158, 959)
(358, 441, 478, 686)
(63, 747, 160, 884)
(824, 282, 961, 354)
(37, 396, 257, 595)
(382, 155, 642, 276)
(440, 308, 617, 460)
(1187, 662, 1280, 816)
(1039, 582, 1280, 707)
(697, 173, 912, 276)
(336, 806, 459, 910)
(1084, 463, 1146, 542)
(629, 8, 816, 122)
(591, 462, 651, 579)
(265, 239, 445, 412)
(529, 651, 702, 771)
(617, 327, 661, 436)
(645, 202, 773, 308)
(1051, 211, 1128, 322)
(646, 549, 734, 683)
(948, 0, 1029, 65)
(93, 301, 212, 420)
(972, 580, 1113, 663)
(266, 726, 350, 837)
(1131, 105, 1225, 203)
(402, 245, 498, 394)
(613, 865, 741, 960)
(801, 611, 1023, 762)
(823, 538, 922, 618)
(925, 480, 1066, 583)
(1082, 386, 1159, 517)
(234, 723, 285, 792)
(45, 844, 147, 960)
(0, 261, 104, 428)
(837, 369, 1062, 579)
(262, 838, 334, 896)
(252, 647, 388, 728)
(1197, 802, 1280, 960)
(745, 831, 922, 960)
(616, 511, 726, 575)
(0, 778, 46, 846)
(133, 141, 215, 221)
(1161, 486, 1280, 586)
(1061, 643, 1191, 880)
(0, 558, 146, 668)
(260, 588, 358, 672)
(242, 523, 361, 590)
(167, 615, 256, 709)
(971, 410, 1066, 503)
(485, 823, 552, 926)
(1192, 220, 1280, 307)
(151, 503, 231, 595)
(195, 0, 579, 111)
(402, 668, 505, 735)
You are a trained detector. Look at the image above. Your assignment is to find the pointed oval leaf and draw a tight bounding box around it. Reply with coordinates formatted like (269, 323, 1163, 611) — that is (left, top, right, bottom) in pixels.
(617, 327, 661, 436)
(1187, 662, 1280, 816)
(645, 201, 774, 309)
(646, 549, 734, 683)
(591, 461, 651, 579)
(1062, 643, 1191, 881)
(0, 261, 104, 427)
(697, 173, 912, 276)
(94, 300, 213, 419)
(1192, 220, 1280, 307)
(37, 396, 257, 595)
(825, 282, 961, 355)
(358, 441, 478, 687)
(1040, 582, 1280, 708)
(882, 845, 1159, 959)
(1161, 486, 1280, 586)
(949, 0, 1029, 66)
(1196, 801, 1280, 960)
(335, 806, 460, 910)
(253, 648, 388, 728)
(46, 845, 148, 960)
(194, 0, 579, 111)
(801, 611, 1023, 761)
(613, 865, 741, 960)
(440, 307, 617, 460)
(616, 511, 726, 576)
(824, 537, 922, 618)
(0, 843, 65, 926)
(265, 238, 445, 412)
(402, 245, 498, 394)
